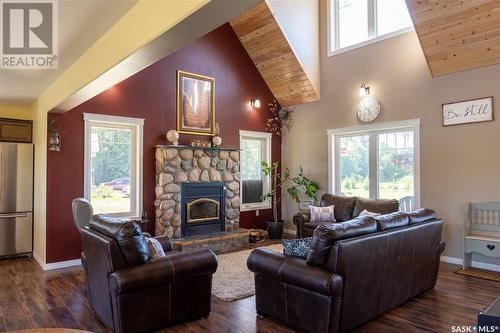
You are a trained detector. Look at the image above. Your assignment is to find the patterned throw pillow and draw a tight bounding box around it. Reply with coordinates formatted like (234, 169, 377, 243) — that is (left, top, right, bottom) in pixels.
(359, 209, 381, 217)
(282, 237, 313, 259)
(309, 205, 336, 222)
(147, 237, 165, 258)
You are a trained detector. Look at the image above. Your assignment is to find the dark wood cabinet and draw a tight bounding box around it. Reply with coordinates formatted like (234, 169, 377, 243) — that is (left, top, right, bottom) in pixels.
(0, 118, 33, 143)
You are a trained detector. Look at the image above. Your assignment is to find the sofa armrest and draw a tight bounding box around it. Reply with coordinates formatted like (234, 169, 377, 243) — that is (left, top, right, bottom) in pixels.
(154, 235, 174, 252)
(293, 211, 311, 238)
(247, 248, 343, 296)
(110, 249, 217, 294)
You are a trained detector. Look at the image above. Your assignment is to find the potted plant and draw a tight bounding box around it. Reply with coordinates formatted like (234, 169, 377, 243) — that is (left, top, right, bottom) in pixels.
(261, 161, 319, 239)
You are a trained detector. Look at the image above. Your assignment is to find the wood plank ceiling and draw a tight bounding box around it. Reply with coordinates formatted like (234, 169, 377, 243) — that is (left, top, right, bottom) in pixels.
(406, 0, 500, 77)
(230, 2, 319, 106)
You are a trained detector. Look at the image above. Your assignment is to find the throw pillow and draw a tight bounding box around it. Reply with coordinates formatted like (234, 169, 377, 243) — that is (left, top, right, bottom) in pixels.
(147, 237, 166, 258)
(359, 209, 381, 217)
(282, 237, 313, 259)
(309, 205, 336, 222)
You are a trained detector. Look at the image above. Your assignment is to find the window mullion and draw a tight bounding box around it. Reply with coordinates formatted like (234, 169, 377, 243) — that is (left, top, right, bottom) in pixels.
(334, 0, 340, 50)
(368, 0, 377, 38)
(368, 133, 378, 199)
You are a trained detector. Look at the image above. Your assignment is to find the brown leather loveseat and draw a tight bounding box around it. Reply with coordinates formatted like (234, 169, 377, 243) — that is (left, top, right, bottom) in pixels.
(293, 194, 400, 237)
(248, 208, 445, 333)
(81, 216, 218, 333)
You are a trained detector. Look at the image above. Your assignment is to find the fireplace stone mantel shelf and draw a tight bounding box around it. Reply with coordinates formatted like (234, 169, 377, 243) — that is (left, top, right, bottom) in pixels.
(156, 144, 241, 152)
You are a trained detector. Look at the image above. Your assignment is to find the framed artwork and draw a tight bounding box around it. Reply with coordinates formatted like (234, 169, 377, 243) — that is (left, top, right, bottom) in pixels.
(299, 200, 313, 211)
(177, 70, 215, 135)
(442, 96, 494, 126)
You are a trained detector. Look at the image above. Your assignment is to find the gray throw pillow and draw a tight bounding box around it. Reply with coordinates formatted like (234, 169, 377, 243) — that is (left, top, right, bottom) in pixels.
(282, 237, 313, 259)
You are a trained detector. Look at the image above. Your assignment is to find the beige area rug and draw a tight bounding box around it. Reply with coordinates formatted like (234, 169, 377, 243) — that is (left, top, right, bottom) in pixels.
(212, 244, 283, 301)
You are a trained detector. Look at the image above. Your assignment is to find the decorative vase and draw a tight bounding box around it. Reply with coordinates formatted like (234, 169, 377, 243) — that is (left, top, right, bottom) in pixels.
(166, 129, 179, 145)
(266, 219, 284, 239)
(212, 135, 222, 147)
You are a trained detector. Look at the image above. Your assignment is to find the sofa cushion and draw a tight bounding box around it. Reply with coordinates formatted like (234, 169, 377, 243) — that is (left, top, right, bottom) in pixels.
(282, 237, 313, 259)
(310, 205, 336, 222)
(353, 197, 400, 217)
(320, 194, 356, 221)
(408, 208, 437, 224)
(90, 215, 149, 265)
(375, 212, 409, 231)
(306, 216, 377, 267)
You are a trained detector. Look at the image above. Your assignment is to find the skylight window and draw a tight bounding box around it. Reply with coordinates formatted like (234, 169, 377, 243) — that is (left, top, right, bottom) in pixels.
(329, 0, 413, 56)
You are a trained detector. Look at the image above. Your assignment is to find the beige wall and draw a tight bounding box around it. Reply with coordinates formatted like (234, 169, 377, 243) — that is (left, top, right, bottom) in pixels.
(282, 1, 500, 265)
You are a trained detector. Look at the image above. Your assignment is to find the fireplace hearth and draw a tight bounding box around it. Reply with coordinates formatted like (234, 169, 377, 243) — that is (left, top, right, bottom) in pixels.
(181, 182, 225, 237)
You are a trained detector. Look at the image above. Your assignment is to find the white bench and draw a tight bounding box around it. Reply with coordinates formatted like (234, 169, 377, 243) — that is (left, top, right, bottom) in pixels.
(463, 202, 500, 269)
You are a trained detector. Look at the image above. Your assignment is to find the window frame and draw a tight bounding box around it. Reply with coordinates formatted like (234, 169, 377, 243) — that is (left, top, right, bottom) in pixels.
(83, 113, 144, 218)
(327, 0, 414, 57)
(327, 119, 420, 207)
(239, 130, 272, 212)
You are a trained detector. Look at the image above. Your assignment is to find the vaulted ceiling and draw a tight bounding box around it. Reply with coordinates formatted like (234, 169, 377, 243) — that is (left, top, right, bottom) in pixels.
(230, 2, 319, 107)
(406, 0, 500, 77)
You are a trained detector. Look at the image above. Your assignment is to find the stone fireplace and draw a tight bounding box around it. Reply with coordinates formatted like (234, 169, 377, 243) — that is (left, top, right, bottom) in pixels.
(155, 145, 240, 238)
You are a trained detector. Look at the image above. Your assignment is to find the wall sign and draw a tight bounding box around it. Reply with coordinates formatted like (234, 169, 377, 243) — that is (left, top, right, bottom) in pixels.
(442, 97, 494, 126)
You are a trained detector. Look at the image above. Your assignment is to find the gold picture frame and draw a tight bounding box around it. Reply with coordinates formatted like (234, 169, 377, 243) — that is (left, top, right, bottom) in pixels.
(177, 70, 215, 136)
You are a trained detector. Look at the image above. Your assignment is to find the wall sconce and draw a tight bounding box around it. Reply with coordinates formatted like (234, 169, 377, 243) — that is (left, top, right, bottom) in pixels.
(250, 99, 261, 108)
(48, 119, 61, 152)
(359, 83, 370, 97)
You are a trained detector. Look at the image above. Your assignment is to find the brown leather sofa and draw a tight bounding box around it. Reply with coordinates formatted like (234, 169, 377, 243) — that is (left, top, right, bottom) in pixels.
(248, 208, 445, 333)
(81, 216, 218, 333)
(293, 193, 400, 237)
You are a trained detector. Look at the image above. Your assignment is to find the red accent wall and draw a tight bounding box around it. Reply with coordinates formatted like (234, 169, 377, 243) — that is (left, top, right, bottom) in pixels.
(46, 24, 281, 263)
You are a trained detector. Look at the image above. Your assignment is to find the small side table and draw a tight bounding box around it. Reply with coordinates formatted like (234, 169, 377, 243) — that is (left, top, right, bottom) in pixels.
(478, 296, 500, 331)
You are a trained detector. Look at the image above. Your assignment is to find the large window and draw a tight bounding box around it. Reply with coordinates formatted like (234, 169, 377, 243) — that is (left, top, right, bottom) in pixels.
(328, 119, 420, 211)
(328, 0, 413, 56)
(239, 130, 272, 211)
(84, 113, 144, 218)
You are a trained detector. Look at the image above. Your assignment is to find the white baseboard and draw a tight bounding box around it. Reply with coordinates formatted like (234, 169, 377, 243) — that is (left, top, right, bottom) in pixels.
(440, 255, 500, 272)
(33, 252, 81, 271)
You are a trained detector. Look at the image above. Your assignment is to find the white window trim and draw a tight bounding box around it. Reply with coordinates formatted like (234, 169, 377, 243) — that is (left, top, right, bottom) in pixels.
(239, 130, 272, 212)
(327, 0, 414, 57)
(327, 119, 420, 207)
(83, 113, 144, 218)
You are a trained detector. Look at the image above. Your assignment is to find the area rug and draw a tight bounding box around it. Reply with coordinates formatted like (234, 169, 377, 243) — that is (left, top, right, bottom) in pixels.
(212, 244, 283, 301)
(455, 267, 500, 282)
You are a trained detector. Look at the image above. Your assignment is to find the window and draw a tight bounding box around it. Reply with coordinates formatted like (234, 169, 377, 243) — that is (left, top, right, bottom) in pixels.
(328, 119, 420, 211)
(239, 130, 272, 211)
(84, 113, 144, 218)
(328, 0, 413, 56)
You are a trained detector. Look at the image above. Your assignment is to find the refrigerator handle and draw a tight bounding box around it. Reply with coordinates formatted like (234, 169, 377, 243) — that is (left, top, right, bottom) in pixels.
(0, 213, 28, 218)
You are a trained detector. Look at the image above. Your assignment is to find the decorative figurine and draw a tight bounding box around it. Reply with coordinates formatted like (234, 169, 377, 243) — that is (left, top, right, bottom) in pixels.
(212, 122, 222, 147)
(166, 129, 179, 145)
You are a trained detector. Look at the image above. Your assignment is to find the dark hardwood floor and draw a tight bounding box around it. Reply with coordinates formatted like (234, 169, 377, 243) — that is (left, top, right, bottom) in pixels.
(0, 255, 498, 333)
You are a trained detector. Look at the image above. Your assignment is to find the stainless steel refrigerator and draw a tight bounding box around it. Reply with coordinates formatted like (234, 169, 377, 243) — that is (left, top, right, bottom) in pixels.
(0, 143, 33, 257)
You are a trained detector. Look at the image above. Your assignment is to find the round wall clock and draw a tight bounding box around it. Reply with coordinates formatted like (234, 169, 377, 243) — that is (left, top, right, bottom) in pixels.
(357, 96, 381, 122)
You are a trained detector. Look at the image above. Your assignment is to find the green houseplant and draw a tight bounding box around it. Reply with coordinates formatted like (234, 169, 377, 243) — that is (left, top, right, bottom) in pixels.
(261, 161, 319, 239)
